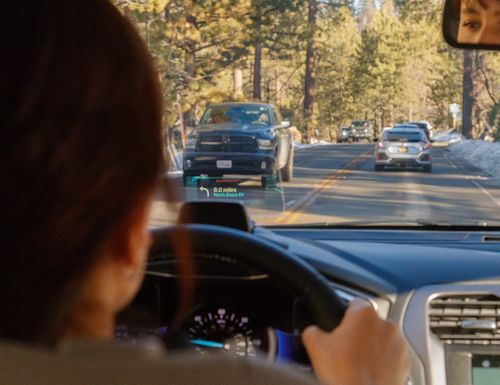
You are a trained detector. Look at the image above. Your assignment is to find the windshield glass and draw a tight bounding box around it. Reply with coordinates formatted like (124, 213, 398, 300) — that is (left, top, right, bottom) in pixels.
(200, 105, 272, 126)
(114, 1, 500, 228)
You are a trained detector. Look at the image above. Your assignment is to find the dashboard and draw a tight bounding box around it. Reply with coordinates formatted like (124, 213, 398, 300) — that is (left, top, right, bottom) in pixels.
(117, 225, 500, 385)
(116, 252, 316, 367)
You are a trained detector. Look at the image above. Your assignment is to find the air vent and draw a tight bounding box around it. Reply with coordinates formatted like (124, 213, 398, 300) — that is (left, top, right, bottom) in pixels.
(482, 236, 500, 243)
(429, 294, 500, 345)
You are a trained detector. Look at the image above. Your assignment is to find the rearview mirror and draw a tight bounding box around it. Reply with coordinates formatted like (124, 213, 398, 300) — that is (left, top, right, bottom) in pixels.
(443, 0, 500, 50)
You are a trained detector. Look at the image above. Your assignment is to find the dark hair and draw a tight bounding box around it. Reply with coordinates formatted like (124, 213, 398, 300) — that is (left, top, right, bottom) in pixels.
(0, 0, 164, 346)
(455, 0, 490, 14)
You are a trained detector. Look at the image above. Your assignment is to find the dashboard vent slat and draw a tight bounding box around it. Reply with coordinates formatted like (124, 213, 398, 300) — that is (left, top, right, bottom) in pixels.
(429, 294, 500, 346)
(482, 236, 500, 243)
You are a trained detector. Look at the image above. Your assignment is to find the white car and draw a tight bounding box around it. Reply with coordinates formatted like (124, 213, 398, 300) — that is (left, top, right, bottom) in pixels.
(375, 128, 432, 172)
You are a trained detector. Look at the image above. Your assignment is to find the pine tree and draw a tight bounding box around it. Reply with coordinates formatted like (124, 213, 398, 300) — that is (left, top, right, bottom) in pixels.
(396, 0, 441, 22)
(316, 6, 360, 140)
(381, 0, 395, 15)
(352, 8, 407, 130)
(357, 0, 375, 28)
(248, 0, 302, 100)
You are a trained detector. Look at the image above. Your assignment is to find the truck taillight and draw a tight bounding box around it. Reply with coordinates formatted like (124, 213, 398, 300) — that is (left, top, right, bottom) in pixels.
(423, 141, 431, 150)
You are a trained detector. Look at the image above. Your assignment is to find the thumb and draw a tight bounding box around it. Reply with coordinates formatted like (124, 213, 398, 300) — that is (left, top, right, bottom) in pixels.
(302, 325, 326, 349)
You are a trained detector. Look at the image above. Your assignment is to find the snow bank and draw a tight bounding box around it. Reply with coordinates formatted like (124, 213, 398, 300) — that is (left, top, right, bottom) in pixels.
(448, 140, 500, 183)
(432, 129, 464, 145)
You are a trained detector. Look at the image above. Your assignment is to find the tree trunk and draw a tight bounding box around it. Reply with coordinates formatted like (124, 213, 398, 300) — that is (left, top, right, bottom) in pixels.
(303, 0, 317, 143)
(462, 50, 474, 139)
(253, 40, 262, 100)
(265, 76, 272, 103)
(233, 68, 243, 99)
(472, 52, 485, 139)
(183, 45, 196, 127)
(275, 70, 282, 107)
(181, 13, 198, 127)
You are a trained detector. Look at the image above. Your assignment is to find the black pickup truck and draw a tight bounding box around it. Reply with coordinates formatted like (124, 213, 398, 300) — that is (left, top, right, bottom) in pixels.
(183, 102, 294, 188)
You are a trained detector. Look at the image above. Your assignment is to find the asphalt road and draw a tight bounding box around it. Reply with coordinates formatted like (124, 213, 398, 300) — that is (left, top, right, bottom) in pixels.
(149, 144, 500, 227)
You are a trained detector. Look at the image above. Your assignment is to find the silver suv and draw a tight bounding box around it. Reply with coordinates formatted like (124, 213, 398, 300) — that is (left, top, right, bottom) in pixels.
(374, 128, 432, 172)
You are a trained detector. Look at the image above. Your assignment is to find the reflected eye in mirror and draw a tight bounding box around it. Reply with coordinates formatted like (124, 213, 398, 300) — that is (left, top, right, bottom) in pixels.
(443, 0, 500, 49)
(462, 19, 482, 31)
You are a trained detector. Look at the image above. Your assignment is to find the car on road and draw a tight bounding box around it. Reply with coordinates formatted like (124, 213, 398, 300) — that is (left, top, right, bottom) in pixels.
(375, 127, 432, 172)
(183, 102, 294, 188)
(393, 123, 433, 141)
(339, 126, 352, 142)
(408, 121, 433, 139)
(339, 120, 374, 143)
(393, 123, 420, 130)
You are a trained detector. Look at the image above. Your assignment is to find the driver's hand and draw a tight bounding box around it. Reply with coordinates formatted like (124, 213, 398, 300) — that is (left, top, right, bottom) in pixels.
(302, 299, 410, 385)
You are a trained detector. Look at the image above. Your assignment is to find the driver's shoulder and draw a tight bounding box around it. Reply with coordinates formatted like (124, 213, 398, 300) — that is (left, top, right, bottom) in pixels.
(0, 339, 318, 385)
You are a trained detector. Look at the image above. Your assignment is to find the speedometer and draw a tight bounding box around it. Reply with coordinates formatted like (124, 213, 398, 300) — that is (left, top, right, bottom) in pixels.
(183, 305, 276, 359)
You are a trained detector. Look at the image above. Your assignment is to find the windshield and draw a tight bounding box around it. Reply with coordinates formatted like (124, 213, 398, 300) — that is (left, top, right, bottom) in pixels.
(114, 1, 500, 228)
(200, 105, 272, 127)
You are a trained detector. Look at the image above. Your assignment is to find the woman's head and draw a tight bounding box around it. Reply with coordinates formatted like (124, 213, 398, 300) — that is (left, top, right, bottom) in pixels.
(0, 0, 164, 346)
(456, 0, 500, 45)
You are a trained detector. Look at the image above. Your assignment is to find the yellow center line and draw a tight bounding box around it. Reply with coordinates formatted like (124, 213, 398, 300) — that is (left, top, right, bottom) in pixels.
(274, 150, 372, 225)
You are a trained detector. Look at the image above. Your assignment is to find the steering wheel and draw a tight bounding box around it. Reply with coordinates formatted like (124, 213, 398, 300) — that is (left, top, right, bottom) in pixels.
(149, 224, 346, 332)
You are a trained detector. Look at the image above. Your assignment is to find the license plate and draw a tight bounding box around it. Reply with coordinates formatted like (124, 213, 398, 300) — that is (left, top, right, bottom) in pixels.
(399, 146, 408, 153)
(216, 160, 232, 169)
